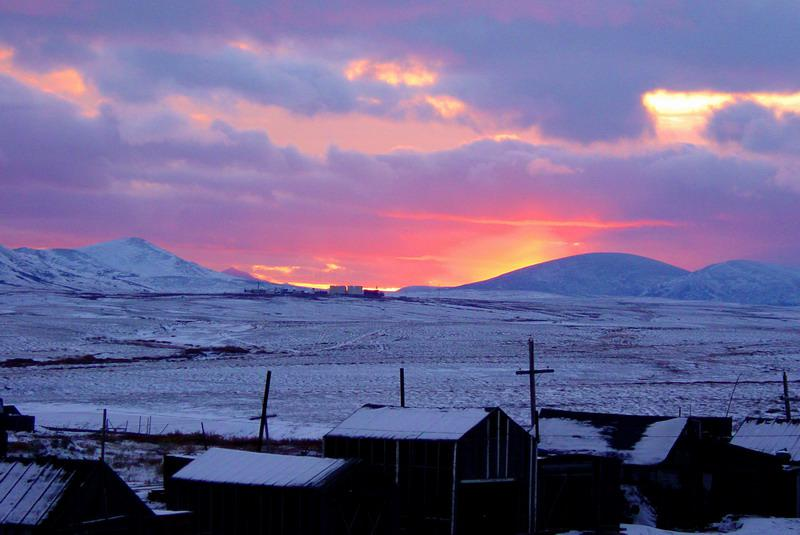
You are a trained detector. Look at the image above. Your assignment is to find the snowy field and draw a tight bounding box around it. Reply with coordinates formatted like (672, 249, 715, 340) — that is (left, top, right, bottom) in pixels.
(1, 289, 799, 439)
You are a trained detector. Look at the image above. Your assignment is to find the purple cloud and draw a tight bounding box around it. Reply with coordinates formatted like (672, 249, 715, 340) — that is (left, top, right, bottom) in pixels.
(706, 101, 800, 155)
(4, 2, 800, 141)
(1, 72, 799, 279)
(2, 2, 800, 283)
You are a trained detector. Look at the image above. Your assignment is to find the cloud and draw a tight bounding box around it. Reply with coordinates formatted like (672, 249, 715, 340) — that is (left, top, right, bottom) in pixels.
(0, 75, 121, 189)
(3, 2, 800, 284)
(345, 58, 437, 87)
(95, 48, 359, 116)
(5, 2, 800, 142)
(705, 101, 800, 155)
(527, 158, 576, 176)
(1, 99, 798, 283)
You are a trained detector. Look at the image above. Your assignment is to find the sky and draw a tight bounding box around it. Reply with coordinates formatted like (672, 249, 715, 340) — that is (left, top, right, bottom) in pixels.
(1, 1, 800, 288)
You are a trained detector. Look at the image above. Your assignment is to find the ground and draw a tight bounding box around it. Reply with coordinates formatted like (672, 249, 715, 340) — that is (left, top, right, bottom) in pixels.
(2, 289, 799, 440)
(4, 288, 800, 529)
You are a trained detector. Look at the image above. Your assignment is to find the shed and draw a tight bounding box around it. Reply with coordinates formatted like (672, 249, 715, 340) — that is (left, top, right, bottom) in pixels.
(167, 448, 393, 535)
(701, 440, 800, 519)
(731, 418, 800, 462)
(538, 409, 730, 529)
(0, 458, 158, 534)
(538, 410, 689, 466)
(538, 454, 622, 533)
(323, 404, 531, 535)
(719, 417, 800, 517)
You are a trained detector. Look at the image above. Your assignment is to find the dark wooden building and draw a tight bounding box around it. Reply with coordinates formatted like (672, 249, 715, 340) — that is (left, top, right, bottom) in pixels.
(717, 417, 800, 517)
(166, 447, 393, 535)
(0, 400, 34, 458)
(538, 408, 732, 530)
(0, 458, 162, 534)
(323, 404, 531, 535)
(538, 454, 622, 533)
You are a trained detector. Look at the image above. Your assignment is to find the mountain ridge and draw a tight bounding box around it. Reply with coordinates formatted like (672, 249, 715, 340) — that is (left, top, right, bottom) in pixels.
(0, 237, 275, 294)
(645, 259, 800, 306)
(2, 239, 798, 305)
(402, 253, 800, 306)
(458, 252, 689, 297)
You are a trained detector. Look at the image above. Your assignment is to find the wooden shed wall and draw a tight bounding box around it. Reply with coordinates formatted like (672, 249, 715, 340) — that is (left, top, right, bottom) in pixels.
(168, 464, 394, 535)
(170, 481, 324, 535)
(325, 436, 454, 534)
(324, 409, 531, 535)
(456, 411, 530, 535)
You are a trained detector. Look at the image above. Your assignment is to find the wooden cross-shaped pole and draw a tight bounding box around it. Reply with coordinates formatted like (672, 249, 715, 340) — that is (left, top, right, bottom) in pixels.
(515, 336, 554, 535)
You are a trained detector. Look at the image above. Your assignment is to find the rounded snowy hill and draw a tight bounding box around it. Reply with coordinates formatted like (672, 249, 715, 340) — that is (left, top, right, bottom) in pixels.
(458, 252, 689, 297)
(646, 260, 800, 306)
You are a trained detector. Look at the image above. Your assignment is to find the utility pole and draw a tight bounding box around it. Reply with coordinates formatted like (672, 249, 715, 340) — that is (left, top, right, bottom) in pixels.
(516, 336, 554, 534)
(100, 408, 107, 462)
(784, 371, 792, 421)
(258, 370, 272, 452)
(400, 368, 406, 408)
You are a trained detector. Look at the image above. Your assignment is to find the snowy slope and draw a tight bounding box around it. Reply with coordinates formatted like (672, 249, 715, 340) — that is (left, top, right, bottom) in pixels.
(0, 238, 272, 294)
(458, 253, 688, 297)
(0, 245, 45, 288)
(11, 247, 149, 292)
(74, 238, 268, 293)
(646, 260, 800, 306)
(79, 238, 218, 278)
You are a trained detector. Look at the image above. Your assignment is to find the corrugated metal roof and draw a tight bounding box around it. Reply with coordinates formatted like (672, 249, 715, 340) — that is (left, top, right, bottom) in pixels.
(325, 404, 494, 441)
(0, 462, 73, 527)
(731, 418, 800, 462)
(173, 448, 352, 488)
(539, 413, 688, 466)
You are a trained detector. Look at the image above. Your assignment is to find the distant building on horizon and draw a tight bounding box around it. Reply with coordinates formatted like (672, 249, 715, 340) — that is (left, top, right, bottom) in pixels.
(327, 285, 378, 297)
(347, 285, 364, 295)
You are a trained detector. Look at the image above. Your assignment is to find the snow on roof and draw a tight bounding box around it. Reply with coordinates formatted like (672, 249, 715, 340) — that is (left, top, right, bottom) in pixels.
(325, 404, 494, 440)
(0, 462, 73, 526)
(538, 414, 688, 466)
(731, 418, 800, 462)
(630, 418, 689, 465)
(172, 448, 352, 488)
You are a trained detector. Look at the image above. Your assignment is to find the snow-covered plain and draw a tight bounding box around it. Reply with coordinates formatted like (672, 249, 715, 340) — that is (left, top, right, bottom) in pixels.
(2, 289, 799, 439)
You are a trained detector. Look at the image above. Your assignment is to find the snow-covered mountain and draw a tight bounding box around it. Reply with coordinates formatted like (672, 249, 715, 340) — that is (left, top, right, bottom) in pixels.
(646, 260, 800, 306)
(0, 238, 274, 294)
(10, 246, 147, 292)
(457, 253, 689, 297)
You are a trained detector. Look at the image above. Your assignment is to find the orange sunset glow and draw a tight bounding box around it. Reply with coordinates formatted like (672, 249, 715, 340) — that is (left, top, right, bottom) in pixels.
(643, 88, 800, 144)
(345, 58, 438, 87)
(0, 46, 101, 115)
